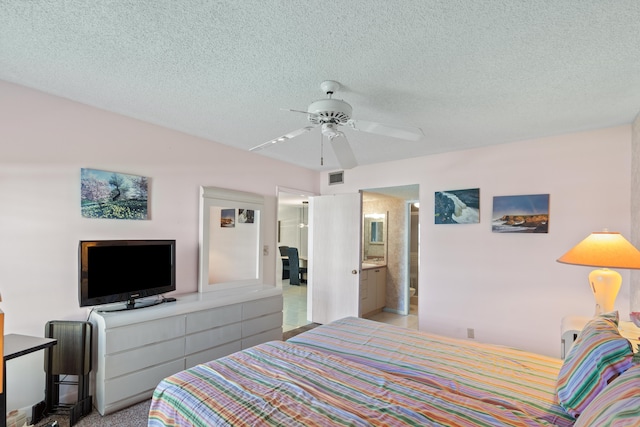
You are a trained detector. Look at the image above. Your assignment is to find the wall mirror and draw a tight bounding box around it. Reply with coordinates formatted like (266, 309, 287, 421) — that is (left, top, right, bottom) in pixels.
(370, 220, 384, 243)
(199, 186, 264, 292)
(363, 212, 387, 263)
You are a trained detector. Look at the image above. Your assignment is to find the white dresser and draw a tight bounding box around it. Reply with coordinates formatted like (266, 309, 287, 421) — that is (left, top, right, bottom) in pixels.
(89, 286, 283, 415)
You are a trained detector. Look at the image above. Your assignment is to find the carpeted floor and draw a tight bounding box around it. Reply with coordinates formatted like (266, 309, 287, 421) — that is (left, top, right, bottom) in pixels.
(33, 324, 320, 426)
(34, 399, 150, 427)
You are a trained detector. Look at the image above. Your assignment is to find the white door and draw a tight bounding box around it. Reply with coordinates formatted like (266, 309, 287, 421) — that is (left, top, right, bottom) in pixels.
(308, 193, 361, 324)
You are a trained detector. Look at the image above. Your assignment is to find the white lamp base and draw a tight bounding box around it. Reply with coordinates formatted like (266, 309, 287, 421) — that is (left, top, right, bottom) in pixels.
(589, 268, 622, 316)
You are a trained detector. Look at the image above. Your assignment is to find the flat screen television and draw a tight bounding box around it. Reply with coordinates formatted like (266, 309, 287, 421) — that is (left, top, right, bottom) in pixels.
(79, 239, 176, 311)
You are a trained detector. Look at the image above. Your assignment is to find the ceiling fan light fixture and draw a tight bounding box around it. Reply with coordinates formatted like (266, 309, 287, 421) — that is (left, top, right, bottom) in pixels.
(321, 123, 340, 138)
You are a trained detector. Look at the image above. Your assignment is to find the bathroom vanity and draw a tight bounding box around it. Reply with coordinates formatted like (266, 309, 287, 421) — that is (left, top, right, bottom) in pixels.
(359, 264, 387, 317)
(360, 211, 388, 317)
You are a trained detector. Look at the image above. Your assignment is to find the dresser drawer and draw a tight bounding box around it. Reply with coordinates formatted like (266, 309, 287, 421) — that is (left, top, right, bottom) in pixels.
(242, 296, 282, 320)
(242, 311, 283, 338)
(105, 316, 185, 354)
(104, 359, 185, 405)
(103, 337, 185, 379)
(185, 323, 241, 355)
(186, 304, 242, 334)
(242, 328, 282, 349)
(185, 341, 241, 368)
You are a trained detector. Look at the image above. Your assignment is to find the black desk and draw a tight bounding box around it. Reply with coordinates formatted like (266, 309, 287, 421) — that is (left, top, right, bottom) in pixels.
(1, 334, 57, 427)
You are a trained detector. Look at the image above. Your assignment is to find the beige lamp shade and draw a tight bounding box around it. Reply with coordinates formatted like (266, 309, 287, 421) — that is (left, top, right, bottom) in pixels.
(557, 231, 640, 269)
(557, 231, 640, 315)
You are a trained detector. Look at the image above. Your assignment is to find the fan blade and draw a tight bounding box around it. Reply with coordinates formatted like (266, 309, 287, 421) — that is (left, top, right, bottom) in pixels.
(249, 126, 316, 152)
(329, 133, 358, 169)
(347, 119, 424, 141)
(285, 108, 311, 114)
(284, 108, 321, 119)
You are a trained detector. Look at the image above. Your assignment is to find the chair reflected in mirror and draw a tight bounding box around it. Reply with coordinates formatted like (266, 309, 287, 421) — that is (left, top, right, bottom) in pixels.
(278, 246, 290, 279)
(287, 247, 307, 286)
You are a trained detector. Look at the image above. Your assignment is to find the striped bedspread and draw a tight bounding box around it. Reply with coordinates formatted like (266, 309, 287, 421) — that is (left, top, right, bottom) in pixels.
(289, 317, 573, 427)
(149, 340, 564, 426)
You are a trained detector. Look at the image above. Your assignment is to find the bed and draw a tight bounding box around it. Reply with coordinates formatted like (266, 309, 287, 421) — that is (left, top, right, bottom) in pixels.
(148, 314, 638, 426)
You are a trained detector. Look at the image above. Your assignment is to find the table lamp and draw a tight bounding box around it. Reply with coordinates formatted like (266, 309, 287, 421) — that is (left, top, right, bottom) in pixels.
(557, 231, 640, 316)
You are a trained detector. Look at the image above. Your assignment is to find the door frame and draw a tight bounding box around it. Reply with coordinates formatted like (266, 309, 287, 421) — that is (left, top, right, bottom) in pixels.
(276, 186, 317, 325)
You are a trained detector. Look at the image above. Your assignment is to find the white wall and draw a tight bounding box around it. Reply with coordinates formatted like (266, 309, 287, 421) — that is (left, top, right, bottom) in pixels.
(0, 81, 319, 412)
(321, 125, 632, 358)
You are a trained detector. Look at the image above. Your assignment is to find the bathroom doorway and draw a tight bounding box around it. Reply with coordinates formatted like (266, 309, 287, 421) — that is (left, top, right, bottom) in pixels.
(408, 201, 419, 317)
(361, 184, 419, 329)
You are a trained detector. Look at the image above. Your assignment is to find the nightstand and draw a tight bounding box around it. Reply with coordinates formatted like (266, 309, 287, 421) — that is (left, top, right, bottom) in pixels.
(561, 315, 640, 359)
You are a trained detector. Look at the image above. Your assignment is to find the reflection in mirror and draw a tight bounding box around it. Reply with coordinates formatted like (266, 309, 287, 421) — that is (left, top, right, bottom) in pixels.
(208, 206, 260, 283)
(370, 221, 384, 243)
(199, 187, 264, 292)
(363, 213, 387, 263)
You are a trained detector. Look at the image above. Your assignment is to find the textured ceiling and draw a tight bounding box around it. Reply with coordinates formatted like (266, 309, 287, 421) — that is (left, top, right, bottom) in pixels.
(2, 1, 640, 171)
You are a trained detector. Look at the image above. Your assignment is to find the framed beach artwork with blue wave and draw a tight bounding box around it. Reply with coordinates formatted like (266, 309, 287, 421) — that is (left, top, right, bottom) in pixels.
(434, 188, 480, 224)
(492, 194, 549, 233)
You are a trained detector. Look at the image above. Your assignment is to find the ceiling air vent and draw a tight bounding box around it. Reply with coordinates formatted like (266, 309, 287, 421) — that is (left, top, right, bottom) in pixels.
(328, 171, 344, 185)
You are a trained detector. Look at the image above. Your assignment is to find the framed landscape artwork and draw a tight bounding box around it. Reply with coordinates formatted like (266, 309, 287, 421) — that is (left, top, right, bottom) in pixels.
(434, 188, 480, 224)
(492, 194, 549, 233)
(220, 209, 235, 227)
(81, 168, 149, 220)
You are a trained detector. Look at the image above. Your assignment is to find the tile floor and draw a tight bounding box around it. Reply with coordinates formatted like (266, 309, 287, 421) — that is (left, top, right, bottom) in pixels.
(368, 309, 418, 329)
(282, 279, 310, 332)
(282, 279, 418, 332)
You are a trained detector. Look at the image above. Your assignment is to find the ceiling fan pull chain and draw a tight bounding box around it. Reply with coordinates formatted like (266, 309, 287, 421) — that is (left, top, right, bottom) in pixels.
(320, 133, 324, 166)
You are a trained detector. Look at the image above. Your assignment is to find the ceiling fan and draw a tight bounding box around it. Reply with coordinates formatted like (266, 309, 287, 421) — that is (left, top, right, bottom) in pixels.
(249, 80, 424, 169)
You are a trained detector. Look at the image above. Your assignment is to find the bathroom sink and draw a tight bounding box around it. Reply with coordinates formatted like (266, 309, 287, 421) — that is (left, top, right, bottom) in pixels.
(362, 262, 385, 269)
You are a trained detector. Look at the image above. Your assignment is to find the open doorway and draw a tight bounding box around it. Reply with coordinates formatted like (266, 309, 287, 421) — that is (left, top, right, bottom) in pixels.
(277, 188, 313, 332)
(361, 185, 419, 329)
(408, 201, 419, 317)
(284, 184, 420, 331)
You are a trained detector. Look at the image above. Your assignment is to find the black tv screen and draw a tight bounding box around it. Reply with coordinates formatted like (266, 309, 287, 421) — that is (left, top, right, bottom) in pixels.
(79, 240, 176, 309)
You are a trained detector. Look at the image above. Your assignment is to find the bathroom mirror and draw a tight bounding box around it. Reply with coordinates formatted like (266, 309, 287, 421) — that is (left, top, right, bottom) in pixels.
(369, 220, 384, 243)
(199, 186, 264, 292)
(363, 213, 387, 263)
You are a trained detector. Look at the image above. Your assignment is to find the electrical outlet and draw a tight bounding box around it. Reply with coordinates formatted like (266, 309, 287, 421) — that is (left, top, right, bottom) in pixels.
(467, 328, 475, 339)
